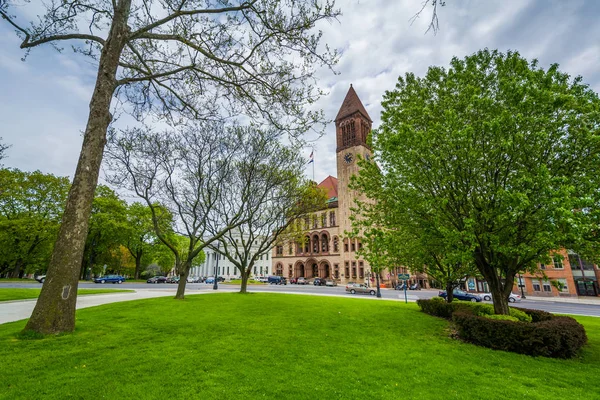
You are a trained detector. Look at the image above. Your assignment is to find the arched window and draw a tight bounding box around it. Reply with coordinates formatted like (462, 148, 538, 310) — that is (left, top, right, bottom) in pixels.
(321, 234, 329, 252)
(333, 236, 339, 252)
(312, 234, 320, 253)
(349, 120, 356, 144)
(304, 236, 310, 253)
(342, 122, 351, 147)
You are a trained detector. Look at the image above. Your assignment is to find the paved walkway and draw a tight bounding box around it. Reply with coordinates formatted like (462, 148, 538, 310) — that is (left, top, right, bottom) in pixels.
(0, 290, 177, 325)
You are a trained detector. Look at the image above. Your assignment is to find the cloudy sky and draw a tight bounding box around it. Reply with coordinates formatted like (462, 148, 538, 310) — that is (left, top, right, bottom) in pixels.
(1, 0, 599, 185)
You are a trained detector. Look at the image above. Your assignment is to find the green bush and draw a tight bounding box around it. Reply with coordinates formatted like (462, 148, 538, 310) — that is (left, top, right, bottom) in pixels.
(483, 314, 519, 322)
(519, 308, 553, 322)
(452, 312, 587, 358)
(417, 299, 531, 322)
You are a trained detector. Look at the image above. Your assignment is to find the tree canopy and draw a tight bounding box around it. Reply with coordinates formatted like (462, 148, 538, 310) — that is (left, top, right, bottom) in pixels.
(354, 49, 600, 314)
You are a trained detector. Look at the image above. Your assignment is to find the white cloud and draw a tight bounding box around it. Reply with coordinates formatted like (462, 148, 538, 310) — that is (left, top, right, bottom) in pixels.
(0, 0, 599, 185)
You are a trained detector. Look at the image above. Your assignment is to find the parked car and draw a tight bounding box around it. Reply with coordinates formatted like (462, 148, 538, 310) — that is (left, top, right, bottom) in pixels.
(438, 289, 482, 302)
(479, 292, 522, 303)
(256, 276, 269, 283)
(395, 283, 407, 290)
(313, 278, 327, 286)
(205, 277, 215, 284)
(147, 276, 167, 284)
(296, 277, 308, 285)
(345, 283, 376, 296)
(409, 283, 421, 290)
(166, 276, 179, 284)
(35, 275, 46, 283)
(94, 275, 126, 284)
(289, 277, 297, 284)
(325, 279, 337, 287)
(268, 276, 287, 285)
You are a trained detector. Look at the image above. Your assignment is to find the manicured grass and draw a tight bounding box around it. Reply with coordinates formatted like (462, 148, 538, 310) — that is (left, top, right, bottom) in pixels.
(0, 294, 598, 399)
(0, 289, 134, 302)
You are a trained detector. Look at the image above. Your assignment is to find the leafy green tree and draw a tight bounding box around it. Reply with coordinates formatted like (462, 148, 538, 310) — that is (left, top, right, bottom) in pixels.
(82, 186, 129, 279)
(0, 169, 69, 278)
(356, 49, 600, 314)
(123, 202, 158, 279)
(3, 0, 341, 335)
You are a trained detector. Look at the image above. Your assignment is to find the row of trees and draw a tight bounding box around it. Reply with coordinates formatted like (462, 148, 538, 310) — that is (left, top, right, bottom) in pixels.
(352, 49, 600, 314)
(0, 168, 177, 279)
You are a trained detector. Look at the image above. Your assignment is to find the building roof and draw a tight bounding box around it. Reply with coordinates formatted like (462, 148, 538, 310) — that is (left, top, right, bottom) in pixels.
(318, 175, 338, 200)
(335, 84, 372, 122)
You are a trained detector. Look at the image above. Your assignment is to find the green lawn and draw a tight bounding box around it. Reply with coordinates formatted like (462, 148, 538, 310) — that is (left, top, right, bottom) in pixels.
(0, 293, 598, 399)
(0, 288, 134, 302)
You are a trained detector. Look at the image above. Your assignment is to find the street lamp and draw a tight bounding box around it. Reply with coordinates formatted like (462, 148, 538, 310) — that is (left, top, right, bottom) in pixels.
(213, 243, 220, 290)
(518, 273, 526, 299)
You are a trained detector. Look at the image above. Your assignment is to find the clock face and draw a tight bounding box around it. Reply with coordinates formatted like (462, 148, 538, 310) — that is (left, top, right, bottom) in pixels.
(344, 153, 354, 164)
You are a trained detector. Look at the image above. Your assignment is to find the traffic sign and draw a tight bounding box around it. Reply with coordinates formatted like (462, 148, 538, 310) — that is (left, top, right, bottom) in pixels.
(397, 273, 410, 280)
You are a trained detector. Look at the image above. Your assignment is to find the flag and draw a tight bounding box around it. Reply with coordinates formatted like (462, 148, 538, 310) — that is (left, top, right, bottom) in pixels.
(307, 150, 314, 164)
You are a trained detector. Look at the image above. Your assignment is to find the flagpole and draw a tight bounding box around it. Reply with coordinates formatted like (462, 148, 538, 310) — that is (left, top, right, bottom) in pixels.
(312, 149, 315, 181)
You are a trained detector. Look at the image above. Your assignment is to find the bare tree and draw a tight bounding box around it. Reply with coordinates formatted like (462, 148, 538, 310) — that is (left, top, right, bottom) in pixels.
(410, 0, 446, 34)
(106, 121, 254, 299)
(1, 0, 340, 334)
(0, 138, 9, 165)
(208, 133, 328, 293)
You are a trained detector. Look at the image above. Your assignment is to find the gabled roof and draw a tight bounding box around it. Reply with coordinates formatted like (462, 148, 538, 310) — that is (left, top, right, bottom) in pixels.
(335, 84, 372, 122)
(318, 175, 338, 200)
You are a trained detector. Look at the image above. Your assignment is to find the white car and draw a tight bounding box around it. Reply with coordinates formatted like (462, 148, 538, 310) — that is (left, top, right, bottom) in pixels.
(479, 292, 522, 303)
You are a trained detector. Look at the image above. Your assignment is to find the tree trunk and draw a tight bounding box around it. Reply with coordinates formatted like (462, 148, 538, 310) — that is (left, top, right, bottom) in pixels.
(240, 269, 249, 294)
(375, 272, 382, 298)
(9, 259, 23, 279)
(175, 261, 190, 299)
(475, 256, 514, 315)
(23, 1, 132, 335)
(134, 253, 142, 280)
(445, 281, 454, 303)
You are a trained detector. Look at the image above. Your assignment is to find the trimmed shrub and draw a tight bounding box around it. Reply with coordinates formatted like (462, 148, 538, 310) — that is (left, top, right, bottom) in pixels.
(417, 299, 531, 322)
(483, 314, 519, 322)
(416, 298, 455, 319)
(452, 312, 587, 358)
(519, 307, 553, 322)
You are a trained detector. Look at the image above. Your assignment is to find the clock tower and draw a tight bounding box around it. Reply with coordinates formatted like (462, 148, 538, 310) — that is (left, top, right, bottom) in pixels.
(335, 85, 372, 238)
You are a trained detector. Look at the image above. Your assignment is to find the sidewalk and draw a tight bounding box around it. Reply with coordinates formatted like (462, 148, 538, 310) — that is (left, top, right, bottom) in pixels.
(523, 295, 600, 305)
(0, 289, 176, 325)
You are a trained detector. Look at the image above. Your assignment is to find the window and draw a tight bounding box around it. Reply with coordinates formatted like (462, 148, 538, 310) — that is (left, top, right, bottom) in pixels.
(321, 235, 328, 252)
(289, 244, 293, 255)
(304, 217, 309, 230)
(558, 278, 569, 293)
(329, 211, 336, 226)
(276, 245, 283, 256)
(351, 261, 357, 278)
(345, 262, 349, 278)
(265, 267, 268, 275)
(227, 267, 230, 275)
(266, 253, 269, 260)
(333, 237, 339, 252)
(553, 255, 564, 269)
(313, 215, 318, 229)
(254, 267, 257, 275)
(359, 261, 364, 278)
(532, 280, 541, 291)
(334, 264, 339, 279)
(321, 213, 327, 227)
(543, 281, 552, 292)
(358, 242, 363, 251)
(260, 267, 263, 275)
(568, 254, 595, 270)
(540, 263, 546, 270)
(344, 239, 349, 252)
(351, 242, 356, 252)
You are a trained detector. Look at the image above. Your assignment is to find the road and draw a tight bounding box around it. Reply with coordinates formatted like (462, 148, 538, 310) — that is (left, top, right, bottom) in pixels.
(1, 282, 599, 325)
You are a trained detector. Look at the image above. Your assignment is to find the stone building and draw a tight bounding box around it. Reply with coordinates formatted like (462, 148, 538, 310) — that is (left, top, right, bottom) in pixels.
(272, 85, 409, 286)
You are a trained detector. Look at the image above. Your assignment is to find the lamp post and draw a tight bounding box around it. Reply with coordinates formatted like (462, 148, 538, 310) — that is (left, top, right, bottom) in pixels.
(213, 243, 220, 290)
(518, 273, 526, 299)
(375, 271, 382, 298)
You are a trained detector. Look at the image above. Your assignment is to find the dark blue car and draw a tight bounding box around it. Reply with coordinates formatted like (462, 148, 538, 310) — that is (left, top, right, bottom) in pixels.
(438, 289, 482, 302)
(94, 275, 126, 284)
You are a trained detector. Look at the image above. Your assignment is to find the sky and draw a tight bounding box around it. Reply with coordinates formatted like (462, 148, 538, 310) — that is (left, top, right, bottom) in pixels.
(1, 0, 599, 186)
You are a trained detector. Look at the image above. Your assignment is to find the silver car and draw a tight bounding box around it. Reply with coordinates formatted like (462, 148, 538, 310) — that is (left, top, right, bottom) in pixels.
(345, 283, 376, 296)
(479, 292, 522, 303)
